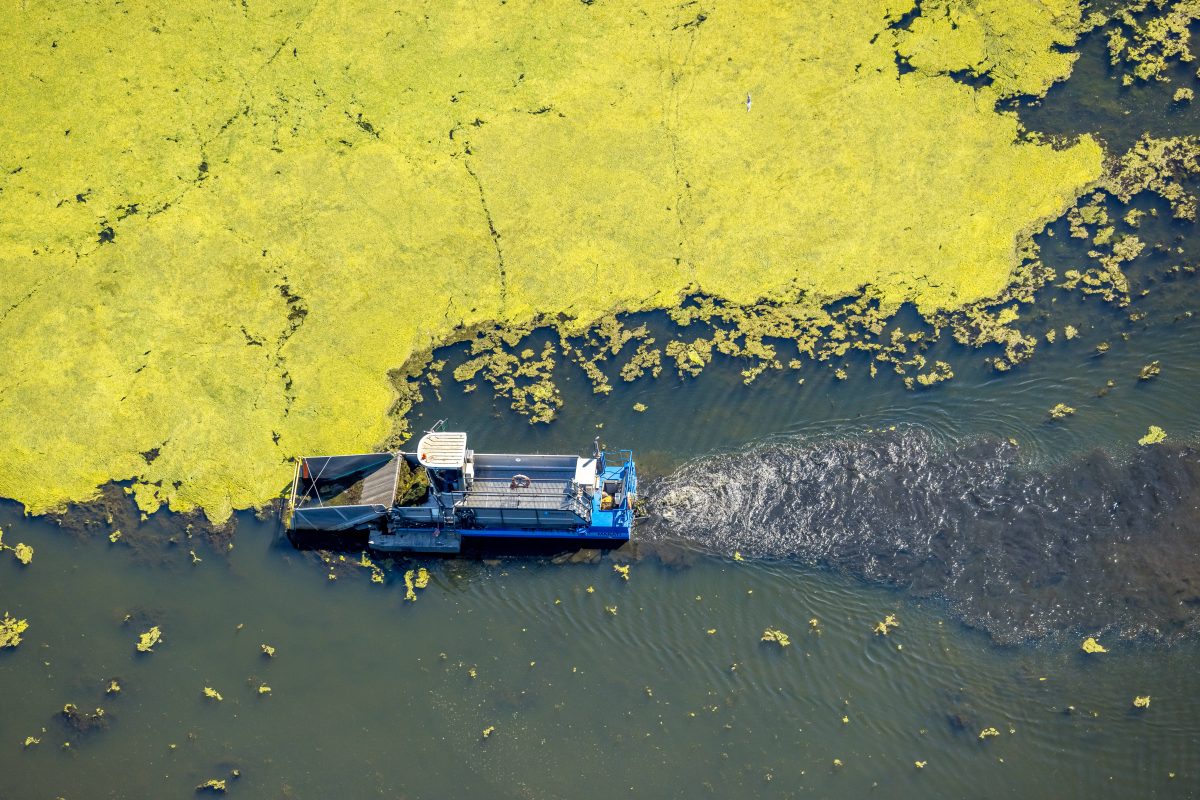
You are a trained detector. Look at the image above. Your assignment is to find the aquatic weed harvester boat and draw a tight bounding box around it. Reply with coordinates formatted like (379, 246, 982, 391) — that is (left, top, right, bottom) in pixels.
(286, 431, 637, 554)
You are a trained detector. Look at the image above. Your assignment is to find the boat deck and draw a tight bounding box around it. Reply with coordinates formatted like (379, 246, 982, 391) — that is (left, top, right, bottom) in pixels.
(460, 466, 587, 512)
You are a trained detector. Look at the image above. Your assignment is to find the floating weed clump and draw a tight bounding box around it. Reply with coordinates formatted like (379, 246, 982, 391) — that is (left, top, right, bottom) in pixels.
(1139, 425, 1168, 445)
(358, 552, 386, 584)
(1081, 637, 1108, 654)
(978, 727, 1001, 740)
(1133, 695, 1151, 708)
(0, 531, 33, 565)
(1139, 361, 1162, 380)
(202, 687, 223, 702)
(196, 779, 227, 793)
(12, 542, 33, 565)
(1049, 403, 1077, 420)
(404, 567, 431, 602)
(761, 628, 791, 647)
(258, 684, 272, 695)
(911, 360, 954, 388)
(874, 614, 900, 635)
(1, 613, 29, 648)
(105, 679, 121, 695)
(261, 643, 276, 658)
(1105, 0, 1200, 83)
(613, 564, 630, 581)
(135, 626, 162, 653)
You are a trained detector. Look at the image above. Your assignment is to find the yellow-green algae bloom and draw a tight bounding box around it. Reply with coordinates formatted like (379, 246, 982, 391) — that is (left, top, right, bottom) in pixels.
(404, 567, 431, 601)
(1139, 426, 1167, 446)
(1049, 403, 1076, 420)
(1, 613, 29, 649)
(135, 626, 162, 653)
(0, 1, 1104, 521)
(11, 542, 33, 565)
(761, 628, 791, 647)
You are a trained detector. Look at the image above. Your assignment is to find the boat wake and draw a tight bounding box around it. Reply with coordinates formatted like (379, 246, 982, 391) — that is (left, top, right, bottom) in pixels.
(644, 428, 1200, 643)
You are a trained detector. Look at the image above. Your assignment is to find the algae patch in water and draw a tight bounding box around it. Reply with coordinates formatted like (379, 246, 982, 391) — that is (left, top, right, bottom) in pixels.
(135, 626, 162, 653)
(1139, 425, 1167, 445)
(1, 612, 29, 649)
(404, 567, 431, 601)
(1105, 0, 1200, 83)
(0, 0, 1106, 522)
(761, 628, 791, 647)
(1049, 403, 1077, 419)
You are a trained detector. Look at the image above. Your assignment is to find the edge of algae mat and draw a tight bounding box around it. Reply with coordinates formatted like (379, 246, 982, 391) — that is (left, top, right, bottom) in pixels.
(0, 0, 1106, 522)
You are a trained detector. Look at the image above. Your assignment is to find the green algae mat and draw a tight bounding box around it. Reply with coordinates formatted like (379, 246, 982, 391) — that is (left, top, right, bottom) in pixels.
(0, 0, 1189, 522)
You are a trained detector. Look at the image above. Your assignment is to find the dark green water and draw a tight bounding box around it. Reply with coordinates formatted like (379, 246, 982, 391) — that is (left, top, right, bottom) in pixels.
(3, 20, 1200, 800)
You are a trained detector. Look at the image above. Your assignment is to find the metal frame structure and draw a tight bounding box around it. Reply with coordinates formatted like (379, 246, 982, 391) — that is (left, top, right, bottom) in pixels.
(286, 432, 636, 554)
